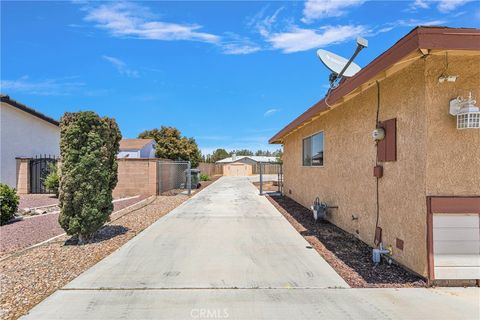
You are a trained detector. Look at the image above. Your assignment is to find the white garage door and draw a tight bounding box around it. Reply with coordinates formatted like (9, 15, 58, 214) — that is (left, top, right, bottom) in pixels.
(433, 214, 480, 279)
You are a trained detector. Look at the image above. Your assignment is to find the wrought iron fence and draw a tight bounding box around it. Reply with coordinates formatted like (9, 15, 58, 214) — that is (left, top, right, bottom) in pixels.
(157, 160, 192, 195)
(30, 154, 58, 194)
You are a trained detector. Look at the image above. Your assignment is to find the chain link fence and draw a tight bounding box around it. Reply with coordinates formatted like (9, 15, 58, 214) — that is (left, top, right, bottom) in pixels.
(259, 162, 283, 195)
(157, 161, 192, 195)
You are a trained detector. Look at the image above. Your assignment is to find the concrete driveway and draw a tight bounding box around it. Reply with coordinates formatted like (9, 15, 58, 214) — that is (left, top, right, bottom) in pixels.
(23, 177, 479, 319)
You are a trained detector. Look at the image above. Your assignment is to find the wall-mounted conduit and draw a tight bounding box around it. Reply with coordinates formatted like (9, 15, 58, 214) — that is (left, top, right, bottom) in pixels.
(374, 80, 381, 246)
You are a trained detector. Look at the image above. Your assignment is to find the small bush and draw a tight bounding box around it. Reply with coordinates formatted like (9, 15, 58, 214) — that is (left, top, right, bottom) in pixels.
(200, 173, 210, 181)
(44, 162, 59, 197)
(0, 184, 19, 225)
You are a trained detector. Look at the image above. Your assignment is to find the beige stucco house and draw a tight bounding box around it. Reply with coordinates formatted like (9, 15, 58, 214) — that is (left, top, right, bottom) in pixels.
(269, 27, 479, 283)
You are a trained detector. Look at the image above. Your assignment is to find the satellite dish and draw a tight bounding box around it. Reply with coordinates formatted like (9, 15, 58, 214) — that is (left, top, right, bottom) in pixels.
(317, 37, 368, 90)
(317, 49, 361, 77)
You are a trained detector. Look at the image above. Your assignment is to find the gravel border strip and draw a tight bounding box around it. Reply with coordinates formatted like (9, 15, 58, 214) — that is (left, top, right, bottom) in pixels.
(0, 196, 155, 263)
(264, 193, 426, 288)
(0, 195, 190, 320)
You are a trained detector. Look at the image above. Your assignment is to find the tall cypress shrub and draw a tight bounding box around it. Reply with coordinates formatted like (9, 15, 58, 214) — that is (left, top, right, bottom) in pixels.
(58, 112, 121, 243)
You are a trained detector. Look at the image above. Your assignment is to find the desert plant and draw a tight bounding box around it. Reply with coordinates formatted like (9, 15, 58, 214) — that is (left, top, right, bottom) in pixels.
(200, 173, 210, 181)
(58, 111, 121, 243)
(0, 183, 19, 225)
(44, 162, 59, 197)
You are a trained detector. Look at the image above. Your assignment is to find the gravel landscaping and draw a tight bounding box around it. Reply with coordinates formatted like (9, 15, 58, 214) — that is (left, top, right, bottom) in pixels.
(0, 196, 149, 258)
(0, 195, 188, 320)
(18, 194, 58, 210)
(265, 193, 426, 288)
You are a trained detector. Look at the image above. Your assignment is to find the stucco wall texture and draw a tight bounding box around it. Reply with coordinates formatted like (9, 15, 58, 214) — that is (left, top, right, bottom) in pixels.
(282, 53, 479, 277)
(424, 55, 480, 196)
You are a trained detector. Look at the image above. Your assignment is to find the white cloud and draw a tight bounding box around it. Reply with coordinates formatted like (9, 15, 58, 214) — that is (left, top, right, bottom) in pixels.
(249, 6, 285, 37)
(249, 6, 367, 53)
(302, 0, 365, 23)
(102, 55, 139, 77)
(384, 18, 447, 30)
(84, 2, 220, 43)
(82, 2, 263, 55)
(265, 25, 367, 53)
(222, 43, 261, 55)
(220, 33, 261, 55)
(410, 0, 430, 10)
(409, 0, 473, 12)
(437, 0, 473, 12)
(0, 76, 85, 96)
(264, 108, 279, 117)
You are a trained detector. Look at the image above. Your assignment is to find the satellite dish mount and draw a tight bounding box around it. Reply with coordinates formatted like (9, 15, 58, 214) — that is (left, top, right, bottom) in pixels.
(317, 37, 368, 91)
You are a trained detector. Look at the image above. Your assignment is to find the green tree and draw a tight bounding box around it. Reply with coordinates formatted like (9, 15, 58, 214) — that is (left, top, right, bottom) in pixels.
(58, 111, 121, 243)
(210, 148, 229, 163)
(255, 150, 273, 156)
(138, 126, 202, 167)
(273, 148, 283, 163)
(230, 149, 253, 156)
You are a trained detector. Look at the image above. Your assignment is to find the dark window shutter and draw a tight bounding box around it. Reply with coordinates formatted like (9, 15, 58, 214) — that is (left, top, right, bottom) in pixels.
(377, 118, 396, 162)
(377, 126, 387, 162)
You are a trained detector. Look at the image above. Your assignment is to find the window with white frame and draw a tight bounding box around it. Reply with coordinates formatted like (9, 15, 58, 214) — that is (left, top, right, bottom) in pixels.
(303, 132, 324, 166)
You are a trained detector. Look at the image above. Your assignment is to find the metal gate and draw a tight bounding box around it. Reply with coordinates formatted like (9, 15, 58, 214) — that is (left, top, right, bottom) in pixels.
(259, 162, 283, 195)
(157, 160, 192, 195)
(30, 155, 57, 194)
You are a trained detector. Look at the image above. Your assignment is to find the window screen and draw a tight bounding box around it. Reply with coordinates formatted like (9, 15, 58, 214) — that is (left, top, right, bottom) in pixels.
(303, 132, 324, 166)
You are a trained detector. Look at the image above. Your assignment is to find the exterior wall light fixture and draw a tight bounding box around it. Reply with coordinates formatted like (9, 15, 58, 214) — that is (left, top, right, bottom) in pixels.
(450, 92, 480, 129)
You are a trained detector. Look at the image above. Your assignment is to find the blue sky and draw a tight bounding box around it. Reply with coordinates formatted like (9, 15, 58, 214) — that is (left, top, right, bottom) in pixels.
(1, 0, 479, 155)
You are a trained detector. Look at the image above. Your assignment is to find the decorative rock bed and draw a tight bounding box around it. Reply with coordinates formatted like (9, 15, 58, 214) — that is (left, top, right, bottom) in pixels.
(0, 195, 188, 320)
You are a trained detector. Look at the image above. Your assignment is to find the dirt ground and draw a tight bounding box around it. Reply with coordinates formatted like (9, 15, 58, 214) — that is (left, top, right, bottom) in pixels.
(265, 194, 426, 288)
(252, 181, 281, 192)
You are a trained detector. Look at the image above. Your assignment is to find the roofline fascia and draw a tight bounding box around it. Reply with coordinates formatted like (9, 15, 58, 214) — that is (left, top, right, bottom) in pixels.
(269, 27, 480, 144)
(1, 96, 60, 126)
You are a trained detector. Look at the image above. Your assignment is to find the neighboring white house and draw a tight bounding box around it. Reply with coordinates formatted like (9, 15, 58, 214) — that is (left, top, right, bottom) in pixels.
(0, 95, 60, 188)
(118, 139, 156, 158)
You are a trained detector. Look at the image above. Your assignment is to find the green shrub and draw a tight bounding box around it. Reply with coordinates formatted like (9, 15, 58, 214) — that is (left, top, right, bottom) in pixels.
(0, 184, 19, 225)
(200, 173, 210, 181)
(44, 162, 59, 197)
(58, 111, 121, 243)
